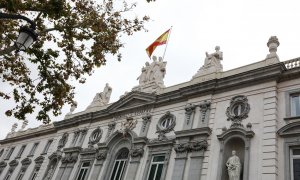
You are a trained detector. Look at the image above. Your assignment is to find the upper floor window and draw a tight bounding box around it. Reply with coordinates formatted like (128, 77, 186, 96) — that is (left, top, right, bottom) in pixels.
(30, 167, 40, 180)
(110, 148, 129, 180)
(76, 162, 91, 180)
(28, 143, 39, 156)
(16, 169, 25, 180)
(42, 140, 53, 154)
(0, 149, 4, 158)
(16, 145, 26, 158)
(5, 147, 15, 160)
(147, 155, 165, 180)
(291, 93, 300, 117)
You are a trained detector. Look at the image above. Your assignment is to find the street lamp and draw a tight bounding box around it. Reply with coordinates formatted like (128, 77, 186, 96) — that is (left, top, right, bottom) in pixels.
(15, 26, 38, 51)
(0, 12, 38, 52)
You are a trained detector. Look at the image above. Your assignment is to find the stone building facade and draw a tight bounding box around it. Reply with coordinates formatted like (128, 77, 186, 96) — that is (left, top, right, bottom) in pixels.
(0, 37, 300, 180)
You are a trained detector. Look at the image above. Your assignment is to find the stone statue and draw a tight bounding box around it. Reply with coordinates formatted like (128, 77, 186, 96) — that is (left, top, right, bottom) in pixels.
(136, 56, 167, 86)
(226, 150, 241, 180)
(121, 117, 137, 137)
(203, 46, 223, 70)
(88, 83, 112, 108)
(11, 123, 18, 133)
(20, 119, 28, 130)
(65, 101, 77, 117)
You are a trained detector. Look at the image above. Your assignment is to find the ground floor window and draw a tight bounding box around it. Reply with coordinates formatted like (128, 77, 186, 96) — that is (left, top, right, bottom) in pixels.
(147, 154, 165, 180)
(110, 148, 129, 180)
(291, 148, 300, 180)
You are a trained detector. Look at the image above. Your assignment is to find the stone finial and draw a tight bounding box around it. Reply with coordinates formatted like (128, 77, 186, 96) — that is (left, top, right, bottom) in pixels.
(267, 36, 280, 53)
(265, 36, 280, 64)
(20, 119, 28, 130)
(11, 123, 18, 133)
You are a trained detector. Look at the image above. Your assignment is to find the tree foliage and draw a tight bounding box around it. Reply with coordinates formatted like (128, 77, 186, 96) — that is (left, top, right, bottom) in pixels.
(0, 0, 149, 123)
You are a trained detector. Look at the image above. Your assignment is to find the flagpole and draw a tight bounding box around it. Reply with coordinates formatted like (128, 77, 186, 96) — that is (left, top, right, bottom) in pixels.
(162, 26, 173, 60)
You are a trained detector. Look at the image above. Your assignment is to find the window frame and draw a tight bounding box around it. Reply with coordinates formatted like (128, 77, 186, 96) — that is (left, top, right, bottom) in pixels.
(16, 145, 26, 159)
(28, 142, 39, 157)
(42, 139, 53, 155)
(109, 148, 129, 180)
(285, 89, 300, 119)
(75, 161, 92, 180)
(146, 154, 166, 180)
(29, 167, 40, 180)
(5, 147, 15, 160)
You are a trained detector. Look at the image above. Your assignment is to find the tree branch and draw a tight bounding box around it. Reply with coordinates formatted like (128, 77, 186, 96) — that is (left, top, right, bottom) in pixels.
(0, 46, 17, 56)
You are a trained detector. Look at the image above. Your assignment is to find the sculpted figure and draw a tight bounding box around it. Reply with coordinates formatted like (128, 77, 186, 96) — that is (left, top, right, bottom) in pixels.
(20, 119, 28, 130)
(91, 83, 112, 106)
(65, 101, 77, 116)
(11, 123, 18, 133)
(226, 150, 241, 180)
(147, 56, 167, 85)
(121, 117, 137, 137)
(203, 46, 223, 71)
(137, 62, 150, 85)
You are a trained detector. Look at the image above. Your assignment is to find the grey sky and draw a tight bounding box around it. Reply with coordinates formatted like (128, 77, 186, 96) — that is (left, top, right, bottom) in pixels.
(1, 0, 300, 139)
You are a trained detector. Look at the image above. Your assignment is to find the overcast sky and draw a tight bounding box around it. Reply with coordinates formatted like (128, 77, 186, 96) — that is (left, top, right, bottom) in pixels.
(1, 0, 300, 139)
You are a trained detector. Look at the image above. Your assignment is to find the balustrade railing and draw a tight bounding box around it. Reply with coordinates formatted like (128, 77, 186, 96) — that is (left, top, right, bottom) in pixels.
(284, 58, 300, 69)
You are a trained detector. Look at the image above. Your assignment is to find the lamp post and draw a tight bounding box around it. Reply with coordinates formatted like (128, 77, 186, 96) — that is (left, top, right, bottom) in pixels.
(0, 12, 38, 54)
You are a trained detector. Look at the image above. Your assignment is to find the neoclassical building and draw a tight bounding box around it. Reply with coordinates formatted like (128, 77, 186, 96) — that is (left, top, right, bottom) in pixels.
(0, 36, 299, 180)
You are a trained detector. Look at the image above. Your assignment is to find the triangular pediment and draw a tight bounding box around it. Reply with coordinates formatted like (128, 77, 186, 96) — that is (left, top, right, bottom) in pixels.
(107, 91, 156, 113)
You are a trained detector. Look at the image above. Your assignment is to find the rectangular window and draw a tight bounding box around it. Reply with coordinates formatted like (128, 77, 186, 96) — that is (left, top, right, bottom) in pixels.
(0, 149, 4, 158)
(4, 170, 12, 180)
(30, 167, 40, 180)
(28, 143, 39, 156)
(5, 147, 15, 160)
(16, 145, 26, 158)
(42, 140, 53, 154)
(16, 169, 26, 180)
(147, 155, 165, 180)
(76, 162, 91, 180)
(291, 93, 300, 117)
(291, 148, 300, 180)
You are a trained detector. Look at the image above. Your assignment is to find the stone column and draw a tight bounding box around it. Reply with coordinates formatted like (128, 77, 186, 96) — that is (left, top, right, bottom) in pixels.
(89, 148, 108, 180)
(139, 113, 152, 137)
(183, 104, 196, 130)
(171, 142, 189, 180)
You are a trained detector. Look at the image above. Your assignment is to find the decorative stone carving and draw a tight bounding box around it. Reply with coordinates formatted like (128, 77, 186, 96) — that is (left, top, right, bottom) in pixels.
(226, 150, 241, 180)
(174, 143, 189, 153)
(189, 140, 208, 151)
(185, 103, 196, 125)
(34, 156, 45, 164)
(10, 123, 18, 133)
(133, 56, 167, 93)
(65, 101, 77, 117)
(130, 147, 144, 157)
(106, 122, 116, 138)
(20, 119, 28, 130)
(21, 157, 32, 165)
(121, 117, 137, 137)
(88, 127, 103, 147)
(96, 149, 108, 160)
(61, 154, 78, 164)
(8, 159, 19, 167)
(193, 46, 223, 78)
(141, 113, 152, 132)
(156, 111, 176, 140)
(88, 83, 112, 108)
(265, 36, 280, 63)
(226, 95, 250, 128)
(199, 101, 211, 122)
(57, 133, 69, 150)
(0, 161, 7, 168)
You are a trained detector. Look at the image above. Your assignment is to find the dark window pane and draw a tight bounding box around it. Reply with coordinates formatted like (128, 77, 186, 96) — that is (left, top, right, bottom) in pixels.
(81, 169, 88, 180)
(117, 148, 129, 160)
(82, 162, 90, 167)
(110, 161, 119, 180)
(115, 161, 124, 180)
(153, 155, 165, 162)
(155, 164, 164, 180)
(77, 169, 84, 180)
(293, 149, 300, 155)
(148, 164, 157, 180)
(294, 159, 300, 180)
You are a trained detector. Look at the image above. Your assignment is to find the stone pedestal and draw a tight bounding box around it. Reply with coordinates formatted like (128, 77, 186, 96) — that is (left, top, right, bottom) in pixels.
(132, 81, 164, 93)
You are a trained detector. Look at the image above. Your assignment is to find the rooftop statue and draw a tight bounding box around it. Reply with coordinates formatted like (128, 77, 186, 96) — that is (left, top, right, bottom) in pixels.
(193, 46, 223, 78)
(20, 119, 28, 131)
(65, 101, 78, 117)
(87, 83, 112, 109)
(137, 56, 167, 87)
(11, 123, 18, 133)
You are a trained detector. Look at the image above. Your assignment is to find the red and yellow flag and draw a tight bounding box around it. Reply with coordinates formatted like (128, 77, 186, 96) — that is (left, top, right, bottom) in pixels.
(146, 29, 170, 58)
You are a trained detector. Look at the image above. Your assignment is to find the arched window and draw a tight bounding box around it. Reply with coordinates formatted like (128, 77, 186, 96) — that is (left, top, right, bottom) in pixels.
(109, 148, 129, 180)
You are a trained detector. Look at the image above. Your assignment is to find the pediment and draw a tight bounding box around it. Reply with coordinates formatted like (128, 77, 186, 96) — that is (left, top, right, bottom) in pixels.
(278, 121, 300, 137)
(107, 91, 156, 113)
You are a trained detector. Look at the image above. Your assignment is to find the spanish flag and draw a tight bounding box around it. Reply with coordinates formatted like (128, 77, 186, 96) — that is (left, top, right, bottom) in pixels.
(146, 29, 170, 58)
